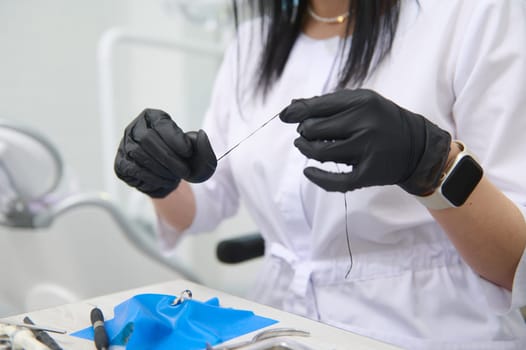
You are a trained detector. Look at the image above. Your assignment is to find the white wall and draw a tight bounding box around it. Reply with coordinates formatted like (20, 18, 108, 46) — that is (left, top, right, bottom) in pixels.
(0, 0, 259, 317)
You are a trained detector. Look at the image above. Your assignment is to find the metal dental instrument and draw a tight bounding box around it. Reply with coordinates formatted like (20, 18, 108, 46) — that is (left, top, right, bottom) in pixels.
(172, 289, 193, 306)
(90, 307, 109, 350)
(0, 321, 66, 334)
(0, 323, 51, 350)
(206, 327, 310, 350)
(216, 112, 281, 162)
(0, 335, 9, 350)
(23, 317, 63, 350)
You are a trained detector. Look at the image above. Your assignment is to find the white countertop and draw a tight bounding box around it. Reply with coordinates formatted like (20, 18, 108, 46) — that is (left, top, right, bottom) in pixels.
(0, 279, 402, 350)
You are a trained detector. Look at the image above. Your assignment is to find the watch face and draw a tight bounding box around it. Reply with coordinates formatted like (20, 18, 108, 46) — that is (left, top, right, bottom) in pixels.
(442, 155, 483, 206)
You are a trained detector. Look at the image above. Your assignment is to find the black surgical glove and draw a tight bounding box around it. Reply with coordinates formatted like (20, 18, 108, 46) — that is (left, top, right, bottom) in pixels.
(279, 89, 451, 195)
(114, 108, 217, 198)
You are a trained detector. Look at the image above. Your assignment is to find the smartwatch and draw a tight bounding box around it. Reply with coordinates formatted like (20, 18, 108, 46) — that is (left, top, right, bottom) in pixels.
(416, 141, 483, 210)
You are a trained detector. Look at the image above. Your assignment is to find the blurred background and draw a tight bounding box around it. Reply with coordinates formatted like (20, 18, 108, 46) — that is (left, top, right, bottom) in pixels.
(0, 0, 260, 317)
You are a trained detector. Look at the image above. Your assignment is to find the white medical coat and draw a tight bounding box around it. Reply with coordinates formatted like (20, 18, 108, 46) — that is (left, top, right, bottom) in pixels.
(159, 0, 526, 348)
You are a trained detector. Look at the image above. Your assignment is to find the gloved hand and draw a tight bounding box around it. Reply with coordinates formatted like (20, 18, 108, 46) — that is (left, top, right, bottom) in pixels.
(279, 89, 451, 195)
(114, 108, 217, 198)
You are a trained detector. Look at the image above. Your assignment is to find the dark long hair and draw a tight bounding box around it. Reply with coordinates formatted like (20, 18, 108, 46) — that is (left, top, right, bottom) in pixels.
(233, 0, 401, 96)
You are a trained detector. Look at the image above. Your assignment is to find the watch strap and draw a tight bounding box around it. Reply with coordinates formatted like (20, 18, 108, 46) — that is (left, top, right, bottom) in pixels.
(416, 141, 480, 210)
(416, 185, 456, 210)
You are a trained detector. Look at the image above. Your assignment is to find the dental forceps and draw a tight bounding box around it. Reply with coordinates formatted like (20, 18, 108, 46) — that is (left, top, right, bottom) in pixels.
(206, 327, 310, 350)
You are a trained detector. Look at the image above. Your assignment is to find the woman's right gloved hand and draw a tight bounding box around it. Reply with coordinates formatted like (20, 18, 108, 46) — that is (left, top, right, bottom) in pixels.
(114, 108, 217, 198)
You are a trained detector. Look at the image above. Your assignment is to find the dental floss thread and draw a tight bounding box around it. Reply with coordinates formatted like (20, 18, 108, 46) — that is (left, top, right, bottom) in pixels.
(336, 164, 353, 279)
(216, 109, 354, 279)
(216, 112, 281, 162)
(222, 20, 354, 278)
(323, 37, 354, 279)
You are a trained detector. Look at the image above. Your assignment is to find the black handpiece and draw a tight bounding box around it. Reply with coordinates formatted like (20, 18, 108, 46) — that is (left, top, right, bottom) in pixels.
(90, 307, 109, 350)
(23, 316, 64, 350)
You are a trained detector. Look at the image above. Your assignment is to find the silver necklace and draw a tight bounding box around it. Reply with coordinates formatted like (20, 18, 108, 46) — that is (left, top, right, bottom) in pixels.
(307, 6, 350, 24)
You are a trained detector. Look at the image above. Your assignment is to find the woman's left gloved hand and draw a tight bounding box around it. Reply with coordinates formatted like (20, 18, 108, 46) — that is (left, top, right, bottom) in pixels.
(279, 89, 451, 195)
